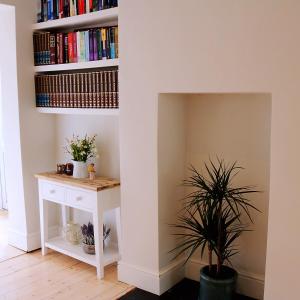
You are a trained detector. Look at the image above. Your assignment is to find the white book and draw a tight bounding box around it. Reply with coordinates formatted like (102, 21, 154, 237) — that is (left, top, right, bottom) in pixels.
(86, 0, 90, 13)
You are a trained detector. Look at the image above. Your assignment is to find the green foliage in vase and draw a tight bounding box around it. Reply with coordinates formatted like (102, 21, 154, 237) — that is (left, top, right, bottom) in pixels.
(171, 159, 260, 278)
(65, 134, 98, 162)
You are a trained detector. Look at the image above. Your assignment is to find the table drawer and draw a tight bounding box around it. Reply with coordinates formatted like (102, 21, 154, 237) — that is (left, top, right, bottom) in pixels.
(42, 182, 65, 203)
(66, 189, 94, 210)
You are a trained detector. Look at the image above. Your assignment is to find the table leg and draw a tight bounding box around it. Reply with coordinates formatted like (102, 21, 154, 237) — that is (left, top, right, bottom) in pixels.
(93, 196, 104, 278)
(39, 197, 49, 255)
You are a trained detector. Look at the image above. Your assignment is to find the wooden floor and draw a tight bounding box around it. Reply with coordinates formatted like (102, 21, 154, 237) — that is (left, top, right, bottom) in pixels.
(0, 210, 25, 262)
(0, 250, 133, 300)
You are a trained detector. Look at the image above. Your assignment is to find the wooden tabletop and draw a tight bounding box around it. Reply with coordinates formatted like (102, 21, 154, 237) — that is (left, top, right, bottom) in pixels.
(35, 172, 120, 192)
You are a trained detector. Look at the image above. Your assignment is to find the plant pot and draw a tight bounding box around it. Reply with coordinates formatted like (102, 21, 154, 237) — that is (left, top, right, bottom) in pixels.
(72, 160, 88, 179)
(82, 243, 95, 255)
(199, 265, 237, 300)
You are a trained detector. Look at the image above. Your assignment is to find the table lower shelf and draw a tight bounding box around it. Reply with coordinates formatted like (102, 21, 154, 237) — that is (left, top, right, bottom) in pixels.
(45, 236, 120, 267)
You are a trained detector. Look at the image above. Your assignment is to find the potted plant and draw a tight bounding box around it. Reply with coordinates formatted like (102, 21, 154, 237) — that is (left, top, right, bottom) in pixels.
(81, 222, 111, 255)
(65, 134, 98, 178)
(171, 159, 259, 300)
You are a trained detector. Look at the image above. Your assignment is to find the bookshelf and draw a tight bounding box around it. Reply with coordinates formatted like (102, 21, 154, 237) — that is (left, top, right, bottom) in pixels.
(37, 107, 119, 115)
(33, 6, 119, 115)
(34, 58, 119, 73)
(33, 7, 118, 31)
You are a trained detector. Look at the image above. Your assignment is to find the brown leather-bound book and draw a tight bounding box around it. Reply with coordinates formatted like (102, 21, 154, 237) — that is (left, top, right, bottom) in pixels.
(95, 72, 100, 108)
(107, 71, 113, 108)
(88, 72, 93, 108)
(64, 74, 69, 107)
(103, 71, 108, 108)
(83, 73, 88, 108)
(68, 74, 73, 107)
(50, 33, 56, 64)
(99, 71, 104, 108)
(73, 74, 78, 108)
(92, 72, 97, 108)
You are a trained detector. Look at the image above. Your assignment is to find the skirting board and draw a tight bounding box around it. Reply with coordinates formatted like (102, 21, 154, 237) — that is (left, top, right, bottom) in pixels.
(185, 259, 265, 300)
(118, 258, 185, 295)
(8, 225, 60, 252)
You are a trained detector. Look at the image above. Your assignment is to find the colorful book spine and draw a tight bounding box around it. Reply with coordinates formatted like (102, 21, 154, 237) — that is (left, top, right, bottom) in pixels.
(85, 31, 89, 62)
(73, 32, 78, 63)
(89, 30, 94, 61)
(68, 32, 74, 63)
(64, 33, 69, 63)
(49, 33, 56, 64)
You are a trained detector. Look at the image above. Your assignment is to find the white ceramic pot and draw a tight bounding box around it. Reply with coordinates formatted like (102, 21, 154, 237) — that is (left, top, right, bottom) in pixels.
(72, 160, 88, 179)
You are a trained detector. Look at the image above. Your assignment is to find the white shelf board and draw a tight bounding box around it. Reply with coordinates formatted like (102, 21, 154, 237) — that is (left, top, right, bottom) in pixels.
(33, 7, 118, 31)
(34, 59, 119, 72)
(37, 107, 119, 116)
(45, 236, 120, 267)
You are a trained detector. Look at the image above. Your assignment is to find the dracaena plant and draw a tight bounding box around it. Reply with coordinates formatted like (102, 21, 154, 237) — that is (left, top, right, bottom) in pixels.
(171, 159, 259, 277)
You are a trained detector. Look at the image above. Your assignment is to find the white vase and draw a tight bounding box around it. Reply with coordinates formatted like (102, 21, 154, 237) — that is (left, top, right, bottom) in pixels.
(72, 160, 88, 179)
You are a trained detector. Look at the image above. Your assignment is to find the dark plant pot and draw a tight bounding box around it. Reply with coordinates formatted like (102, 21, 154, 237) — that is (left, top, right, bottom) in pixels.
(199, 265, 237, 300)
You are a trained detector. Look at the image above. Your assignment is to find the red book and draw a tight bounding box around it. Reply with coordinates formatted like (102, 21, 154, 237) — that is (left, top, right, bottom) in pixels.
(78, 0, 85, 14)
(68, 32, 74, 63)
(73, 32, 78, 63)
(59, 0, 64, 18)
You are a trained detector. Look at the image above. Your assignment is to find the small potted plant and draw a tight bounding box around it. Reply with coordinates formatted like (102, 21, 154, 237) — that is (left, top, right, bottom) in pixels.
(81, 222, 95, 254)
(171, 159, 259, 300)
(65, 134, 98, 178)
(81, 222, 111, 255)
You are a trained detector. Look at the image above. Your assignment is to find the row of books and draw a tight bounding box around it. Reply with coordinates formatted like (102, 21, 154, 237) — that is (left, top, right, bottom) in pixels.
(33, 26, 118, 65)
(37, 0, 118, 23)
(35, 70, 119, 108)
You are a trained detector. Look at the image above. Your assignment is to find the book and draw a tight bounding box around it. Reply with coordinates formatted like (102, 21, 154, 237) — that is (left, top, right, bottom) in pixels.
(49, 33, 56, 64)
(64, 33, 69, 63)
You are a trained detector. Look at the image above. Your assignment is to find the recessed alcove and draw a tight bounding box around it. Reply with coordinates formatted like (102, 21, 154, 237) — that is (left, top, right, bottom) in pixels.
(158, 93, 271, 299)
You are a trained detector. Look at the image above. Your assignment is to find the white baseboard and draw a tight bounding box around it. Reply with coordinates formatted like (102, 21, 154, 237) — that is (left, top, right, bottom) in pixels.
(185, 259, 265, 300)
(8, 225, 60, 252)
(118, 258, 185, 295)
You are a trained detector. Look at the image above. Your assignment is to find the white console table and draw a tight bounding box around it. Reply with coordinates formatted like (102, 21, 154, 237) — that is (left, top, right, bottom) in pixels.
(35, 172, 121, 279)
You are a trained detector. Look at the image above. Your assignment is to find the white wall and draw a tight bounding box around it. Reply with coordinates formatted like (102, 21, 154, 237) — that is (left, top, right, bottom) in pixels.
(119, 1, 300, 299)
(0, 0, 56, 251)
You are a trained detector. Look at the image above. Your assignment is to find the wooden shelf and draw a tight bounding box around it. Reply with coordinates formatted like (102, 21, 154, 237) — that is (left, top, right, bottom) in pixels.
(45, 236, 120, 267)
(37, 107, 119, 116)
(33, 7, 118, 31)
(34, 59, 119, 73)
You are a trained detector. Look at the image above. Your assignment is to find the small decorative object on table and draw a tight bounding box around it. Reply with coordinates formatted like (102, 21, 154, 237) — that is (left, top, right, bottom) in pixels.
(65, 163, 74, 176)
(88, 163, 96, 180)
(56, 164, 66, 174)
(65, 134, 98, 179)
(63, 221, 82, 245)
(81, 222, 95, 254)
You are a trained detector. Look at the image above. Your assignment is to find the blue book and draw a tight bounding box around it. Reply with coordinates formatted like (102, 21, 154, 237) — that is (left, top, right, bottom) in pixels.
(110, 28, 115, 59)
(47, 0, 53, 20)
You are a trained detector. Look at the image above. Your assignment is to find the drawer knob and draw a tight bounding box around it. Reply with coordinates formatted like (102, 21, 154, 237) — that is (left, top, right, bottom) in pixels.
(50, 190, 55, 194)
(76, 196, 82, 201)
